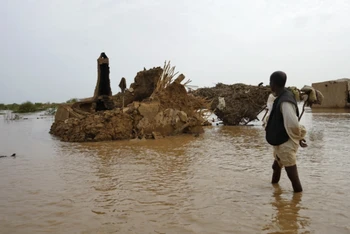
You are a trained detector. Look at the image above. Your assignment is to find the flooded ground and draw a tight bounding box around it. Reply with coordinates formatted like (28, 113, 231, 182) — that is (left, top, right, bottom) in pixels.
(0, 108, 349, 234)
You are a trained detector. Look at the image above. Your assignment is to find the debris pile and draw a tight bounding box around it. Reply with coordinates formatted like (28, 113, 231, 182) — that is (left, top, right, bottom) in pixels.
(193, 83, 271, 125)
(112, 67, 163, 108)
(300, 85, 324, 107)
(50, 109, 134, 142)
(50, 55, 208, 142)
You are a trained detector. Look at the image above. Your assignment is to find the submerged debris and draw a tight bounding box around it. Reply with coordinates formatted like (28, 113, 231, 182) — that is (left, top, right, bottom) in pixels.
(3, 112, 21, 121)
(0, 153, 16, 159)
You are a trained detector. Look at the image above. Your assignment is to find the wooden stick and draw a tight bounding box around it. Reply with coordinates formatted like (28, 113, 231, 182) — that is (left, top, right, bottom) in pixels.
(298, 101, 307, 121)
(261, 109, 269, 122)
(257, 105, 267, 116)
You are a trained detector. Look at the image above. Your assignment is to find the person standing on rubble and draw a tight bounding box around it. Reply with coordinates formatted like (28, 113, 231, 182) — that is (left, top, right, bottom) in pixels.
(265, 71, 307, 193)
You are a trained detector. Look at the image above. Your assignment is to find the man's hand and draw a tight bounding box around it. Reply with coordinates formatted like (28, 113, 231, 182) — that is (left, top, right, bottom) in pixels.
(299, 139, 308, 148)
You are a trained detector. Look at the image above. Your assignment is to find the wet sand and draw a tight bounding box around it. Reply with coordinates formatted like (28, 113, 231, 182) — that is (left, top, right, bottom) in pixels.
(0, 108, 349, 233)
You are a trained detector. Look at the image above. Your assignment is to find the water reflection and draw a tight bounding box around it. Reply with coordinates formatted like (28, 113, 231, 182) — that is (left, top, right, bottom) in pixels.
(51, 136, 198, 232)
(263, 185, 310, 234)
(217, 125, 262, 138)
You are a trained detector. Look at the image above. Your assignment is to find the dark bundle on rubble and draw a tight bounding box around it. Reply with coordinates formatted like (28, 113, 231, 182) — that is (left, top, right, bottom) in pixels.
(194, 83, 271, 125)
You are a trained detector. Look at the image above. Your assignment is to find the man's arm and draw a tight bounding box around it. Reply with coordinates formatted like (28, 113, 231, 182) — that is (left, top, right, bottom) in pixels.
(280, 102, 304, 143)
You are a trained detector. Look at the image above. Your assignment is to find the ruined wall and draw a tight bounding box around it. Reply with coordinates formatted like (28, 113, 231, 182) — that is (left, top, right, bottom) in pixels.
(54, 105, 85, 122)
(112, 67, 163, 108)
(55, 105, 70, 122)
(50, 102, 204, 142)
(93, 53, 112, 99)
(312, 80, 350, 108)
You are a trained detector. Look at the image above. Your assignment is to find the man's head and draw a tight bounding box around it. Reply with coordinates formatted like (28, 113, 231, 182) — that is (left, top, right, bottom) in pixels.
(270, 71, 287, 93)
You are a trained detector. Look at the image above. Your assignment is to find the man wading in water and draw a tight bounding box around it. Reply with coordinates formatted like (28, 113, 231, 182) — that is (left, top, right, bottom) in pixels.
(265, 71, 307, 193)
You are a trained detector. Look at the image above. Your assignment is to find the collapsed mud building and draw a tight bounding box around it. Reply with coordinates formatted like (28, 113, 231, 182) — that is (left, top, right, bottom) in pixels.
(193, 83, 272, 125)
(50, 53, 208, 142)
(312, 79, 350, 108)
(192, 83, 322, 126)
(50, 53, 323, 141)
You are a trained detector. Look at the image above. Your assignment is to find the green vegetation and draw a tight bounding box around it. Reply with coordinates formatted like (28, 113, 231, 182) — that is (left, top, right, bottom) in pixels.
(0, 103, 19, 111)
(17, 101, 37, 113)
(66, 98, 79, 103)
(0, 101, 58, 113)
(0, 98, 79, 113)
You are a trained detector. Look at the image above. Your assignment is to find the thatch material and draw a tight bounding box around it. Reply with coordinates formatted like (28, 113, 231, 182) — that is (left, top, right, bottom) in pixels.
(151, 61, 177, 96)
(150, 61, 210, 118)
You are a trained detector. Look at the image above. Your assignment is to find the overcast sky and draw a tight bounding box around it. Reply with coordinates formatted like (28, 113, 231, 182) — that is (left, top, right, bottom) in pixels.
(1, 0, 349, 104)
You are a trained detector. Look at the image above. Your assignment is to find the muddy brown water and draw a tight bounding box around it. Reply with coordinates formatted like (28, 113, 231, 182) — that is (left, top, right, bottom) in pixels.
(0, 108, 349, 234)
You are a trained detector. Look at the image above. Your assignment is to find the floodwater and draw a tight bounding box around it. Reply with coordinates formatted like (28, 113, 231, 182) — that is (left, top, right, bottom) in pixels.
(0, 108, 349, 234)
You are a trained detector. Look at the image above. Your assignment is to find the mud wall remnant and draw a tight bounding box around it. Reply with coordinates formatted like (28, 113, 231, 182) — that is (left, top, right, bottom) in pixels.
(90, 53, 115, 112)
(93, 53, 112, 99)
(312, 79, 350, 108)
(131, 67, 163, 101)
(54, 104, 85, 122)
(112, 67, 163, 108)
